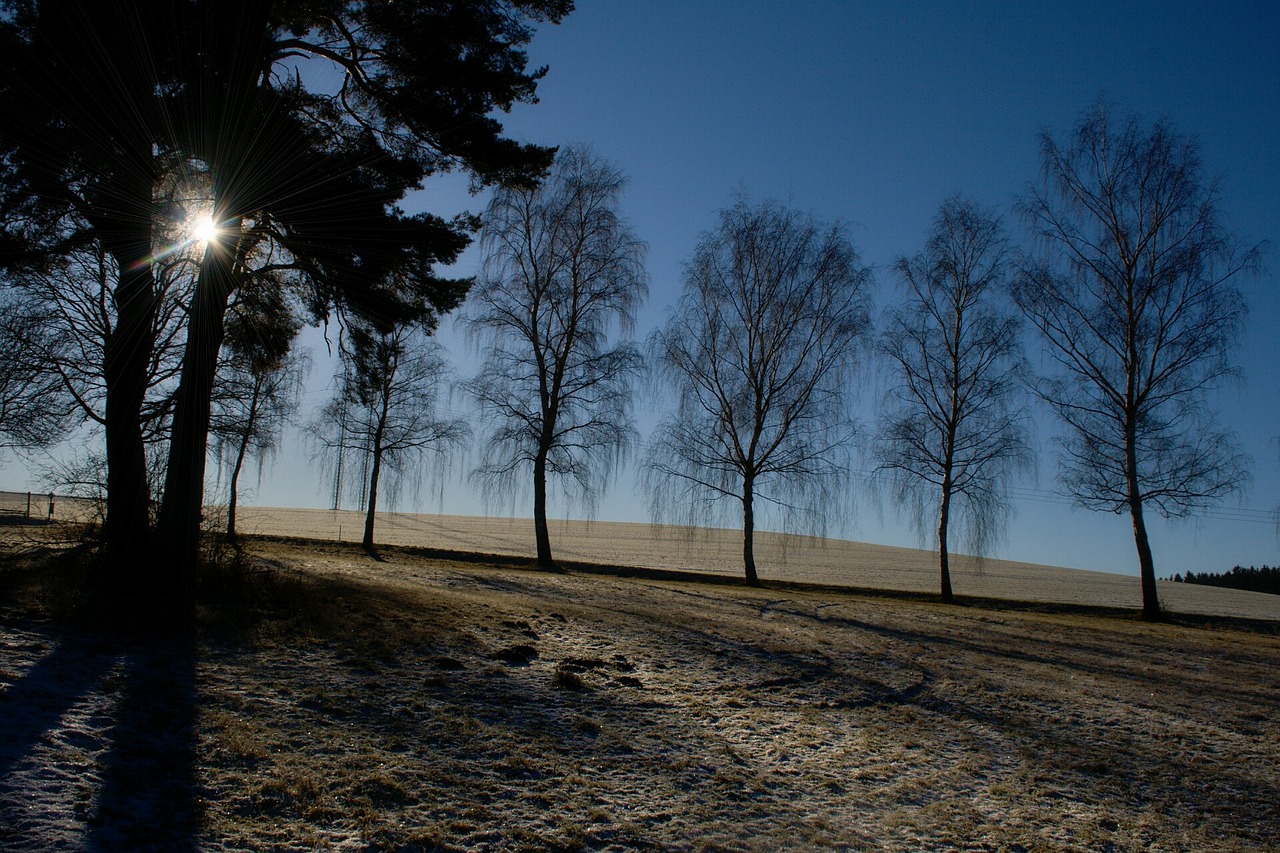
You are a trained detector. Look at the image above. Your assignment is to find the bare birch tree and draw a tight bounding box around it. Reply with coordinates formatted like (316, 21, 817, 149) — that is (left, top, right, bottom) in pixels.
(211, 284, 309, 543)
(876, 196, 1032, 603)
(463, 146, 647, 570)
(315, 323, 469, 554)
(645, 198, 872, 584)
(1013, 101, 1260, 620)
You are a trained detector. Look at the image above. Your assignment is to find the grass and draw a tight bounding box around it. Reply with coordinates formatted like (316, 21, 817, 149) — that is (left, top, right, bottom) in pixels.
(1, 526, 1279, 850)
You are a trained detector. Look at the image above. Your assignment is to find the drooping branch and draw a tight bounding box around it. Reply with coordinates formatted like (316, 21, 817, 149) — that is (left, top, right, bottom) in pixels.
(644, 197, 872, 582)
(1012, 100, 1261, 620)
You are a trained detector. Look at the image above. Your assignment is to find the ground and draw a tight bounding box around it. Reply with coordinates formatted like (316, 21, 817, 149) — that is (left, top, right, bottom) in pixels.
(1, 524, 1278, 851)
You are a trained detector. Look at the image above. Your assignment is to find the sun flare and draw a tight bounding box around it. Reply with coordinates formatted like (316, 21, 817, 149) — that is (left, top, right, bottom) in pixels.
(190, 214, 218, 245)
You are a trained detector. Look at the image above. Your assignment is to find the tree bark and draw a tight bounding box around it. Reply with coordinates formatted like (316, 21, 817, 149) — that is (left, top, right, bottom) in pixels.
(939, 302, 961, 605)
(102, 229, 158, 593)
(360, 445, 378, 550)
(937, 485, 955, 604)
(533, 448, 555, 570)
(158, 238, 235, 600)
(1125, 310, 1161, 621)
(1129, 483, 1161, 621)
(362, 391, 389, 553)
(742, 475, 759, 585)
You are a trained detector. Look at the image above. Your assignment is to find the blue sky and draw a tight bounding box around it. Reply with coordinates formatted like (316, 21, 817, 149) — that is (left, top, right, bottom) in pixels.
(7, 1, 1279, 576)
(417, 0, 1280, 577)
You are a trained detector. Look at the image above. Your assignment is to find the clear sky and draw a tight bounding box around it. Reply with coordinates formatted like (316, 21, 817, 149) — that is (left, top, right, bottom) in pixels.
(6, 1, 1279, 577)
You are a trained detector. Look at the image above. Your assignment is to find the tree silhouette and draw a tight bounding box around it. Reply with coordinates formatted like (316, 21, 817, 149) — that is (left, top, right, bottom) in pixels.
(0, 204, 201, 453)
(1, 1, 571, 613)
(157, 0, 572, 585)
(1013, 101, 1261, 620)
(0, 195, 201, 526)
(316, 322, 469, 554)
(876, 197, 1031, 603)
(645, 199, 872, 584)
(463, 147, 647, 570)
(0, 293, 76, 452)
(0, 1, 192, 579)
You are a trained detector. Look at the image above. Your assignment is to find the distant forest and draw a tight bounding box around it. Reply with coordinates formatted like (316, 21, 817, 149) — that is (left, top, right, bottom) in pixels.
(1171, 566, 1280, 596)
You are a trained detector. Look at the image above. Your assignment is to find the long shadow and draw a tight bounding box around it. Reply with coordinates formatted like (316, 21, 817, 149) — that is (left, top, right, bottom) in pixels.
(84, 635, 199, 852)
(0, 623, 199, 852)
(792, 603, 1280, 708)
(0, 630, 119, 781)
(0, 627, 118, 851)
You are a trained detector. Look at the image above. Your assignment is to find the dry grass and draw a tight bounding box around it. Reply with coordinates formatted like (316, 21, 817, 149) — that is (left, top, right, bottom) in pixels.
(232, 507, 1280, 621)
(1, 525, 1278, 851)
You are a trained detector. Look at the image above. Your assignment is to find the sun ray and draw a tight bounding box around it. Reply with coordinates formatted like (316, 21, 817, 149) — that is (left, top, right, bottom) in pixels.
(127, 210, 220, 271)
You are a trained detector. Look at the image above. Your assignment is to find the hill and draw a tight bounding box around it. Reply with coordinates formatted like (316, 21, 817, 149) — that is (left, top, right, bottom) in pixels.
(233, 507, 1279, 621)
(1, 529, 1277, 850)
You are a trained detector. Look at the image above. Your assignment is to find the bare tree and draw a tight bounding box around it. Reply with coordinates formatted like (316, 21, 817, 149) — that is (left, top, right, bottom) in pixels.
(463, 146, 648, 570)
(645, 198, 872, 584)
(0, 294, 77, 451)
(315, 323, 469, 554)
(876, 196, 1032, 603)
(0, 232, 194, 451)
(0, 212, 196, 521)
(211, 284, 309, 543)
(1013, 101, 1261, 620)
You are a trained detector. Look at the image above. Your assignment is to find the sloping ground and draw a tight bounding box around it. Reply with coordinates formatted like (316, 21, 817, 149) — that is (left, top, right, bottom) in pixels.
(234, 507, 1279, 621)
(1, 533, 1277, 851)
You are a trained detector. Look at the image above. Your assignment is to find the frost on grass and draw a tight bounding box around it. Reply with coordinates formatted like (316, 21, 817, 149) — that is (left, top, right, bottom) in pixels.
(0, 625, 197, 852)
(1, 531, 1279, 851)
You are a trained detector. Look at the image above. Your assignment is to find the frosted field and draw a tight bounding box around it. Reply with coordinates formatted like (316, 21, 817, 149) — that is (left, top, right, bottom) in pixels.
(234, 507, 1278, 621)
(3, 528, 1277, 851)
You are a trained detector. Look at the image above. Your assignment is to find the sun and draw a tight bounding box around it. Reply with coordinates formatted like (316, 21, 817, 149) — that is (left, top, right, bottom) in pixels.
(190, 213, 219, 245)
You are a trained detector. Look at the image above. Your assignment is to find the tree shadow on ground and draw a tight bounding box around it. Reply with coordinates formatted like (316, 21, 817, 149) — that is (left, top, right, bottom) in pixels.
(0, 624, 199, 853)
(0, 630, 119, 781)
(84, 636, 198, 852)
(0, 528, 201, 853)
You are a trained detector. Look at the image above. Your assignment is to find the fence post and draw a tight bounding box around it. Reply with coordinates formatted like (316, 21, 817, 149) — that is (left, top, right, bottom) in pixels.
(26, 491, 31, 519)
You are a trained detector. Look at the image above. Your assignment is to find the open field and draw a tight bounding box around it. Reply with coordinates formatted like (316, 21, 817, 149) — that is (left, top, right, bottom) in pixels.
(4, 498, 1274, 620)
(232, 506, 1280, 621)
(1, 524, 1279, 851)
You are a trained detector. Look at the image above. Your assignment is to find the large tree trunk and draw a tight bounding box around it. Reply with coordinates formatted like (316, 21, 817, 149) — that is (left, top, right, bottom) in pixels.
(102, 230, 158, 593)
(742, 474, 759, 585)
(157, 0, 272, 587)
(45, 0, 159, 606)
(225, 375, 261, 543)
(533, 448, 554, 570)
(158, 239, 235, 598)
(937, 484, 955, 604)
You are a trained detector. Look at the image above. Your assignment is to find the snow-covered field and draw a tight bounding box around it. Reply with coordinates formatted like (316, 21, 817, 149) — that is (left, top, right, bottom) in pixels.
(232, 507, 1279, 621)
(2, 522, 1278, 850)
